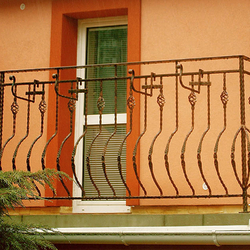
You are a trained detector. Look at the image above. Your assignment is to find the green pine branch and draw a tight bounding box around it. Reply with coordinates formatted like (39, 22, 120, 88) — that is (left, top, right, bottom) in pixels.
(0, 169, 70, 250)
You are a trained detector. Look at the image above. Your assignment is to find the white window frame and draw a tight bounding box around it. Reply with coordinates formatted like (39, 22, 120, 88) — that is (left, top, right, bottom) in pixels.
(73, 16, 131, 213)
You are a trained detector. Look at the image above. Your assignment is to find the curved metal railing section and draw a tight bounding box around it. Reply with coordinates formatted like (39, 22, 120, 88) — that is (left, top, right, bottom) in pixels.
(26, 83, 46, 172)
(56, 82, 76, 197)
(164, 65, 179, 196)
(71, 80, 88, 196)
(71, 130, 87, 196)
(12, 87, 31, 171)
(101, 67, 118, 197)
(132, 77, 149, 197)
(41, 73, 59, 170)
(245, 127, 250, 187)
(180, 75, 196, 196)
(85, 80, 105, 197)
(25, 83, 46, 197)
(231, 127, 250, 187)
(196, 74, 212, 196)
(120, 69, 146, 196)
(0, 73, 4, 170)
(0, 76, 18, 170)
(213, 73, 229, 195)
(231, 127, 245, 188)
(148, 77, 164, 196)
(117, 85, 135, 195)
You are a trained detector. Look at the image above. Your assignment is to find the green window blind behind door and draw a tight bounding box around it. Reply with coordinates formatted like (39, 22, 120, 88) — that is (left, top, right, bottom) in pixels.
(86, 25, 127, 115)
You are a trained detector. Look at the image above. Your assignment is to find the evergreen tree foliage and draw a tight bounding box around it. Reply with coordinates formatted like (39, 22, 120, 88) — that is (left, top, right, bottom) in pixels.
(0, 169, 68, 250)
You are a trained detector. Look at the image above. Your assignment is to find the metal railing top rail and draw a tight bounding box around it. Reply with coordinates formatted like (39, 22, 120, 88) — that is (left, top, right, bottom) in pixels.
(1, 54, 249, 74)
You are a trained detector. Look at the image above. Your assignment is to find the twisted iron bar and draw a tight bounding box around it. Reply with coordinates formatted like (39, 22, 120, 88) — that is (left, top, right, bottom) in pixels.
(0, 76, 18, 170)
(197, 74, 212, 196)
(164, 63, 179, 195)
(26, 82, 46, 172)
(180, 75, 196, 195)
(71, 80, 88, 196)
(12, 85, 31, 170)
(26, 82, 46, 197)
(231, 126, 250, 190)
(56, 81, 75, 197)
(148, 76, 164, 196)
(123, 69, 147, 196)
(41, 73, 59, 170)
(101, 66, 118, 197)
(0, 73, 4, 164)
(132, 77, 149, 197)
(213, 73, 229, 195)
(86, 80, 105, 197)
(164, 64, 179, 196)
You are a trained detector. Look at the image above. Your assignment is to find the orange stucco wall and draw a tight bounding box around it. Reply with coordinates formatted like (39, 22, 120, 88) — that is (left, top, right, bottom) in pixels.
(0, 0, 52, 207)
(1, 0, 250, 209)
(141, 0, 250, 60)
(139, 0, 250, 206)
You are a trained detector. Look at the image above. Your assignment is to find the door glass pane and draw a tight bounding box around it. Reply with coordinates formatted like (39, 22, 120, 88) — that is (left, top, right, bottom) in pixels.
(86, 25, 127, 115)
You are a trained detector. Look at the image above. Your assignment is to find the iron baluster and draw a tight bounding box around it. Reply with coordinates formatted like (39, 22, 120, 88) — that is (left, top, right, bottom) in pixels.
(71, 80, 88, 196)
(26, 82, 46, 197)
(132, 77, 149, 197)
(239, 57, 248, 212)
(0, 76, 19, 171)
(214, 73, 229, 195)
(180, 75, 196, 195)
(12, 85, 31, 170)
(148, 76, 164, 196)
(0, 72, 4, 163)
(56, 81, 76, 197)
(118, 69, 145, 196)
(244, 128, 250, 186)
(164, 62, 179, 196)
(41, 71, 59, 170)
(86, 80, 105, 197)
(197, 74, 212, 196)
(101, 66, 118, 197)
(26, 82, 46, 172)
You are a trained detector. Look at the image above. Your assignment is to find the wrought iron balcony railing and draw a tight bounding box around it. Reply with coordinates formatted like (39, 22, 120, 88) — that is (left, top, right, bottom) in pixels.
(1, 55, 250, 211)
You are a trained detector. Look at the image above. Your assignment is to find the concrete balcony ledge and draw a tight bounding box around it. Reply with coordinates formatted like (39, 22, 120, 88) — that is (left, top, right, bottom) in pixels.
(9, 213, 250, 228)
(8, 213, 250, 246)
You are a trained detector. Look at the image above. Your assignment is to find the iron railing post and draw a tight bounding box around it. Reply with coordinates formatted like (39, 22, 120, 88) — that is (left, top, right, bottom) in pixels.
(239, 56, 248, 212)
(0, 72, 4, 156)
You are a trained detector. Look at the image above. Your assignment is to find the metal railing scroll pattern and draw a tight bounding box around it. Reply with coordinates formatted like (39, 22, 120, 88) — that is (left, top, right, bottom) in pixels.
(0, 55, 250, 211)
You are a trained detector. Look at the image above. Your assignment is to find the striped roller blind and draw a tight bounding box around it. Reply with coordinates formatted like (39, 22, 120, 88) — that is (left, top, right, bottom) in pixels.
(83, 125, 127, 197)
